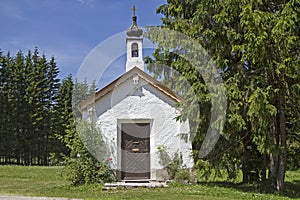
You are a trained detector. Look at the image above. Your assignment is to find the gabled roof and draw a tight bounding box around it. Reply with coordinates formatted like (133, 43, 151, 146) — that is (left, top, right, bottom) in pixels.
(79, 67, 183, 111)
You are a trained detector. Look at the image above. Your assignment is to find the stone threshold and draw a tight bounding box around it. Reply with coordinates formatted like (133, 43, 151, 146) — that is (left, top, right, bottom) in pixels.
(103, 181, 169, 190)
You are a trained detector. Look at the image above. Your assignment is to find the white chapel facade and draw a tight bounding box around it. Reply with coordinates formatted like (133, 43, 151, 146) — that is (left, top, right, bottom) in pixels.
(80, 7, 193, 181)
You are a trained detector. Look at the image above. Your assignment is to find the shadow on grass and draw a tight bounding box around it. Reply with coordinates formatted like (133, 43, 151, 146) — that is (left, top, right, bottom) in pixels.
(198, 180, 300, 199)
(284, 180, 300, 198)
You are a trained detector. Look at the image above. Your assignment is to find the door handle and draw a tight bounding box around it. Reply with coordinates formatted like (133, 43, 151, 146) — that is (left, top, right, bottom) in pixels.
(132, 148, 139, 152)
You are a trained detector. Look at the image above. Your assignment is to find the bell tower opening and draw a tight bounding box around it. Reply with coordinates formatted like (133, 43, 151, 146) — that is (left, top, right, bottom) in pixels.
(131, 43, 139, 57)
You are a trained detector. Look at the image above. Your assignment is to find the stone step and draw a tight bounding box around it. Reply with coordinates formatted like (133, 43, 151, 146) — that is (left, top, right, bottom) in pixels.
(103, 181, 169, 190)
(124, 179, 150, 183)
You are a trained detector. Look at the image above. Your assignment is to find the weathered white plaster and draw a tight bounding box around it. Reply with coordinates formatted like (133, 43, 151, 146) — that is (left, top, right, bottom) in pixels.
(82, 75, 194, 180)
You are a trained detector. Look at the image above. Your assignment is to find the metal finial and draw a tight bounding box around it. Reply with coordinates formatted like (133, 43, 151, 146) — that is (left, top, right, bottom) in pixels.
(132, 6, 136, 17)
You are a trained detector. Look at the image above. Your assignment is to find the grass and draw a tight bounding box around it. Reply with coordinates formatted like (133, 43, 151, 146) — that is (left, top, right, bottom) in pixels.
(0, 165, 299, 200)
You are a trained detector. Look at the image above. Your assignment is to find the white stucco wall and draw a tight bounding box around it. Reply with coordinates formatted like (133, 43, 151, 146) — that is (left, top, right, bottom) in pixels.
(83, 75, 194, 180)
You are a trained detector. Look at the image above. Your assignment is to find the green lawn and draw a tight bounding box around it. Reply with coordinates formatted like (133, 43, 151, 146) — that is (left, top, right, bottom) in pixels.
(0, 165, 299, 200)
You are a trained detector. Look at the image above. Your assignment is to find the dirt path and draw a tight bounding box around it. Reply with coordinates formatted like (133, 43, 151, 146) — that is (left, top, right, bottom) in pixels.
(0, 195, 81, 200)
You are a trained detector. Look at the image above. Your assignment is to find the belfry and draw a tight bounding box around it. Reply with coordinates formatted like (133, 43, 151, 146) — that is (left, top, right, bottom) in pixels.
(125, 6, 144, 72)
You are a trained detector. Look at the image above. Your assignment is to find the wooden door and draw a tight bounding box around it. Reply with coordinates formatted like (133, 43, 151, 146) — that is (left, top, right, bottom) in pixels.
(121, 123, 150, 180)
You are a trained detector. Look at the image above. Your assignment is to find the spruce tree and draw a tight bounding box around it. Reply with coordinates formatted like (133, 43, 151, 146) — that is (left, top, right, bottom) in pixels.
(0, 48, 64, 165)
(146, 0, 299, 192)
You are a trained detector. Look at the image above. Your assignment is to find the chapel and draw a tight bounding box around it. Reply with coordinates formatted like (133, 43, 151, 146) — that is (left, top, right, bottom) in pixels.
(80, 7, 193, 181)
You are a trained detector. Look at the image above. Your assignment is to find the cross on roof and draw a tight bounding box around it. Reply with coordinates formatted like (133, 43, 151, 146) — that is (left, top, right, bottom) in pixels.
(132, 6, 136, 17)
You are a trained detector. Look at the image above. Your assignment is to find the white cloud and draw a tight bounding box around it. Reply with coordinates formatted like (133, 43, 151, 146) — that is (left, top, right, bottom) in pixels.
(76, 0, 95, 6)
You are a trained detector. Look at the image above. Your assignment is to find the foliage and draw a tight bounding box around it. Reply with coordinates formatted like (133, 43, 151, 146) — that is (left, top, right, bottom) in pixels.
(174, 168, 193, 184)
(195, 159, 215, 181)
(58, 80, 115, 185)
(61, 120, 115, 185)
(0, 49, 64, 165)
(146, 0, 300, 192)
(157, 145, 191, 182)
(50, 74, 74, 165)
(63, 153, 115, 185)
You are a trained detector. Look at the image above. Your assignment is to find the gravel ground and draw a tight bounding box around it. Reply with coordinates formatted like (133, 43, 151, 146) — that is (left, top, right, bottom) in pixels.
(0, 195, 81, 200)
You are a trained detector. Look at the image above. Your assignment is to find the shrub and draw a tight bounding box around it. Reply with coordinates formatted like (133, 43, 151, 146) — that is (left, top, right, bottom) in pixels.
(63, 152, 115, 185)
(174, 169, 192, 184)
(49, 152, 65, 166)
(157, 145, 193, 182)
(61, 120, 115, 185)
(157, 145, 183, 179)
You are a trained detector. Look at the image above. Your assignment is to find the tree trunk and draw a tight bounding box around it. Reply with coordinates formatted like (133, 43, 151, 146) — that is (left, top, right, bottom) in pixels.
(261, 153, 267, 182)
(242, 160, 248, 183)
(269, 119, 279, 190)
(277, 86, 287, 192)
(242, 136, 249, 183)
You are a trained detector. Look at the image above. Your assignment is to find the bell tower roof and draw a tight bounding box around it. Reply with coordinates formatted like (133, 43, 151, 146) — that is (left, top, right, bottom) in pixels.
(126, 6, 143, 37)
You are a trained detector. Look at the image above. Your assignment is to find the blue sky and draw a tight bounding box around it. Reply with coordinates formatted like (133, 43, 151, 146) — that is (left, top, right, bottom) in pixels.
(0, 0, 166, 86)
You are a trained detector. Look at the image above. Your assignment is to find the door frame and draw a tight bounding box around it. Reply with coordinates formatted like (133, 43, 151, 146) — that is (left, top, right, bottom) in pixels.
(117, 119, 152, 180)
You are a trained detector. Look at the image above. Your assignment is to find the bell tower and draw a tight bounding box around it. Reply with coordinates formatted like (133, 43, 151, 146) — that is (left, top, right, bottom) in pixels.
(126, 6, 144, 72)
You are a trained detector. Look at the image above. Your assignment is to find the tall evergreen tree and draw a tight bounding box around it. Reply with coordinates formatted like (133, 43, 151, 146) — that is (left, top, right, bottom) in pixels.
(0, 48, 64, 165)
(54, 74, 74, 160)
(145, 0, 299, 192)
